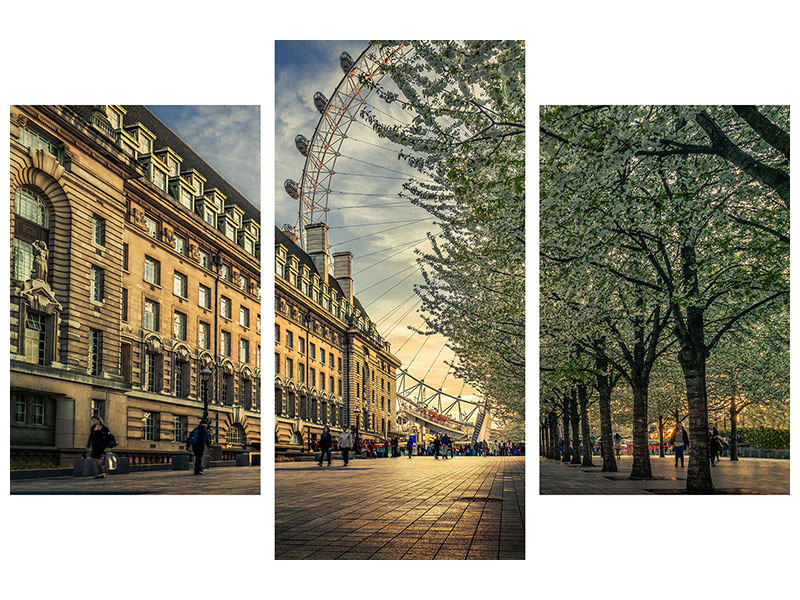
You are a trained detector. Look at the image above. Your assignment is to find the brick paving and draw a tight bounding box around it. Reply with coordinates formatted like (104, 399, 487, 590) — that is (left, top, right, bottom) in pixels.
(540, 456, 789, 494)
(10, 466, 260, 495)
(275, 456, 525, 560)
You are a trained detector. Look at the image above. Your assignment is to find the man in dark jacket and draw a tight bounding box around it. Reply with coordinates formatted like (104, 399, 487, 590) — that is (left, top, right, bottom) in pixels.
(318, 426, 333, 467)
(187, 418, 212, 475)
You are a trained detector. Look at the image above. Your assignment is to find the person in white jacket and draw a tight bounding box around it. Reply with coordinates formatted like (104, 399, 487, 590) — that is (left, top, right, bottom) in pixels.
(339, 426, 354, 467)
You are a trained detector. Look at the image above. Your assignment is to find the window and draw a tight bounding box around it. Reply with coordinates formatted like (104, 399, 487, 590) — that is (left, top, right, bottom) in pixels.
(173, 415, 187, 443)
(239, 338, 250, 364)
(194, 179, 204, 197)
(180, 188, 193, 210)
(329, 353, 334, 369)
(143, 411, 155, 440)
(310, 368, 316, 388)
(173, 311, 187, 341)
(19, 126, 62, 161)
(90, 265, 104, 302)
(320, 348, 326, 364)
(16, 187, 48, 227)
(15, 395, 26, 423)
(222, 374, 233, 405)
(240, 306, 250, 328)
(338, 357, 342, 373)
(298, 363, 305, 383)
(226, 222, 236, 242)
(275, 324, 280, 343)
(145, 216, 160, 239)
(173, 271, 187, 298)
(175, 360, 189, 398)
(198, 284, 211, 309)
(256, 315, 261, 334)
(174, 234, 187, 256)
(199, 250, 210, 270)
(220, 264, 230, 281)
(285, 330, 293, 349)
(240, 379, 252, 410)
(33, 397, 45, 425)
(145, 353, 158, 392)
(309, 342, 316, 361)
(320, 374, 325, 391)
(220, 296, 232, 319)
(144, 256, 160, 285)
(244, 237, 254, 255)
(204, 210, 215, 227)
(220, 331, 231, 357)
(25, 313, 47, 365)
(121, 343, 132, 383)
(92, 215, 105, 245)
(12, 238, 34, 281)
(122, 243, 129, 271)
(152, 168, 166, 191)
(227, 424, 245, 445)
(239, 274, 248, 292)
(298, 337, 306, 355)
(275, 353, 280, 375)
(144, 299, 159, 331)
(198, 321, 211, 349)
(286, 358, 294, 379)
(89, 328, 102, 375)
(139, 135, 152, 155)
(330, 375, 335, 395)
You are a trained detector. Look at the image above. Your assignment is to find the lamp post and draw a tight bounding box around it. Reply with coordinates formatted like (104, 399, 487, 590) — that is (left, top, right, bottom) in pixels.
(201, 367, 212, 422)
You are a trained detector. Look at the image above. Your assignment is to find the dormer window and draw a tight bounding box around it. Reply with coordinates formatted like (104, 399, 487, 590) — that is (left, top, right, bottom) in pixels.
(180, 187, 193, 210)
(140, 136, 152, 155)
(204, 210, 215, 227)
(226, 222, 236, 242)
(152, 167, 166, 191)
(244, 237, 254, 255)
(194, 180, 203, 197)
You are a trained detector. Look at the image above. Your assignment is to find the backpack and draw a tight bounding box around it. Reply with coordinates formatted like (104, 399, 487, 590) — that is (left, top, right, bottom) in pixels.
(187, 428, 200, 445)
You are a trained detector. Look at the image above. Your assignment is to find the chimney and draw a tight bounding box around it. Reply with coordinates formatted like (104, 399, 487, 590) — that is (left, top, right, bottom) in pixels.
(305, 223, 329, 283)
(333, 251, 353, 303)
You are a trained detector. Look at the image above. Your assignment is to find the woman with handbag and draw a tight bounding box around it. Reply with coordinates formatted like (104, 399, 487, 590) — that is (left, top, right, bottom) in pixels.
(85, 415, 116, 479)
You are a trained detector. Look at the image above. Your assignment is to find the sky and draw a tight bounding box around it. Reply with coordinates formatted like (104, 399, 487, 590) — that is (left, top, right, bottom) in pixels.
(275, 41, 478, 412)
(149, 105, 261, 208)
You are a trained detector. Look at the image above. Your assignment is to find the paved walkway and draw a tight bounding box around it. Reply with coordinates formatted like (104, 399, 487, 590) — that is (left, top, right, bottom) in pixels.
(275, 456, 525, 560)
(10, 466, 260, 495)
(539, 456, 789, 494)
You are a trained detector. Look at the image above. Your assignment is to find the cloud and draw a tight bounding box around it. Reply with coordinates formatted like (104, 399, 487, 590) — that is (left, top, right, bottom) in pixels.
(150, 105, 260, 207)
(275, 43, 477, 401)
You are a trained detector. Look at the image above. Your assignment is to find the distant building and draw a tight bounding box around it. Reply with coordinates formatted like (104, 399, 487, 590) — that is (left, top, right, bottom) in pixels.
(10, 105, 261, 466)
(274, 223, 400, 451)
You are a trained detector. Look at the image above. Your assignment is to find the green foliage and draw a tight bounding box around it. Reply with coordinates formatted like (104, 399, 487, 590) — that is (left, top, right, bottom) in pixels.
(366, 41, 525, 423)
(720, 426, 789, 449)
(11, 460, 61, 471)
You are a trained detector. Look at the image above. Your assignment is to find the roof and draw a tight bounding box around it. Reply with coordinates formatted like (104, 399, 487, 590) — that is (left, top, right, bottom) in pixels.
(115, 106, 259, 224)
(274, 225, 371, 321)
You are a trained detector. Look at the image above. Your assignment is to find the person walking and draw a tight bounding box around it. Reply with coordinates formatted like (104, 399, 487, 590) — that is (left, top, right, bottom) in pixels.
(85, 415, 116, 479)
(710, 426, 723, 466)
(186, 417, 212, 475)
(432, 435, 441, 459)
(391, 437, 399, 458)
(318, 426, 333, 467)
(613, 433, 622, 460)
(406, 437, 414, 458)
(338, 426, 354, 466)
(670, 422, 689, 467)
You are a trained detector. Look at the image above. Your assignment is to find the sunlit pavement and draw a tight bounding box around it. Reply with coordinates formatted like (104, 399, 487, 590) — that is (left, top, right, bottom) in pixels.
(10, 466, 260, 495)
(275, 456, 525, 560)
(539, 456, 789, 495)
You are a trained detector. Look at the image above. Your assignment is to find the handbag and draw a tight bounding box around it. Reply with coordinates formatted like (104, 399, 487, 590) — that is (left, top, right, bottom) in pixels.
(103, 450, 118, 472)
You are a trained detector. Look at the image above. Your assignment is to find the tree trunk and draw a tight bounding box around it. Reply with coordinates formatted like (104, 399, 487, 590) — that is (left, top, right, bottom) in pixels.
(569, 389, 581, 464)
(630, 378, 652, 479)
(578, 384, 593, 466)
(561, 412, 571, 462)
(658, 415, 665, 458)
(595, 353, 617, 472)
(729, 400, 739, 461)
(678, 344, 715, 493)
(550, 412, 559, 460)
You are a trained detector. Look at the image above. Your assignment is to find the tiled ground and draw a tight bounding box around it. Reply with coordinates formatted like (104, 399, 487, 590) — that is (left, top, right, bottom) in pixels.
(540, 455, 789, 494)
(275, 455, 525, 560)
(10, 466, 260, 495)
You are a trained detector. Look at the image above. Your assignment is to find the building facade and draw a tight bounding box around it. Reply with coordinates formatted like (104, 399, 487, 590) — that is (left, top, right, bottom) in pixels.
(10, 105, 261, 466)
(274, 223, 400, 451)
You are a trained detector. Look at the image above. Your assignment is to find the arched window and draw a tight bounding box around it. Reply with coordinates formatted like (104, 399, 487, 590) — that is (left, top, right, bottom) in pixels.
(13, 187, 50, 281)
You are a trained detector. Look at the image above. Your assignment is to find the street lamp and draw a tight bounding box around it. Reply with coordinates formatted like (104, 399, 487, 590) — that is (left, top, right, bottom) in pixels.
(201, 367, 212, 422)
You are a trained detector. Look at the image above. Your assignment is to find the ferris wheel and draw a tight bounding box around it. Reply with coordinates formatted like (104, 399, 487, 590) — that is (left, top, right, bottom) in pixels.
(283, 43, 412, 250)
(282, 42, 490, 437)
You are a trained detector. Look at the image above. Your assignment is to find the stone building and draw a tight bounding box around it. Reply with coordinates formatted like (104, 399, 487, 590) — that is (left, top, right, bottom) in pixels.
(10, 105, 261, 466)
(274, 223, 400, 451)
